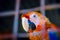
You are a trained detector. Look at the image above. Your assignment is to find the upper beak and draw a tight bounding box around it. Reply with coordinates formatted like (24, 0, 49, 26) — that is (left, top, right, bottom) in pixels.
(22, 17, 29, 32)
(21, 14, 30, 32)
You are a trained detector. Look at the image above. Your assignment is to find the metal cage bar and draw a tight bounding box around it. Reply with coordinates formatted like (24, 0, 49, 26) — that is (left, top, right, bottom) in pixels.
(13, 0, 20, 40)
(0, 4, 60, 16)
(40, 0, 46, 40)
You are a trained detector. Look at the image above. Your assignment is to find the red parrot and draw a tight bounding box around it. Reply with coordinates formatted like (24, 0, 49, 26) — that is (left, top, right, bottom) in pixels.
(21, 11, 57, 40)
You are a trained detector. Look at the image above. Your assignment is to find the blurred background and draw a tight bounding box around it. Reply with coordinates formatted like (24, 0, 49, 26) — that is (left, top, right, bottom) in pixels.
(0, 0, 60, 40)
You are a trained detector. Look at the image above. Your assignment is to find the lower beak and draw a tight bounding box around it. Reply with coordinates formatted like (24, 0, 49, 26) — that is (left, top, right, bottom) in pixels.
(28, 20, 36, 31)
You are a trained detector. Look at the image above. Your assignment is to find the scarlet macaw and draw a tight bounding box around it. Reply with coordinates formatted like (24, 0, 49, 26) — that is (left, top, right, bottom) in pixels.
(21, 11, 57, 40)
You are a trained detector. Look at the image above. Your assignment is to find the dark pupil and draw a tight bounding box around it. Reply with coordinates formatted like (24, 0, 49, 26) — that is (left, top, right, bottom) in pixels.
(33, 15, 36, 17)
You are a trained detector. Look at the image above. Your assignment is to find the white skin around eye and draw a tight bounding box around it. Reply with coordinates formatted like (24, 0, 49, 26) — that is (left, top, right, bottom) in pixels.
(30, 14, 40, 27)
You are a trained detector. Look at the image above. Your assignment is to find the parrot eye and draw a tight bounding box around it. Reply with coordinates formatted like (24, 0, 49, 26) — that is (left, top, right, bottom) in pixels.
(33, 15, 36, 18)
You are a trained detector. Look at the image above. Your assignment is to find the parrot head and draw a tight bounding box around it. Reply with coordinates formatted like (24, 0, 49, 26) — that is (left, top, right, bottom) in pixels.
(21, 11, 57, 33)
(21, 11, 51, 33)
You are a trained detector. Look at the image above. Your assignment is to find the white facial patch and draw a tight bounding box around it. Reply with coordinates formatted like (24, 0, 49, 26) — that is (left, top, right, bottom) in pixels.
(30, 13, 40, 27)
(22, 17, 29, 32)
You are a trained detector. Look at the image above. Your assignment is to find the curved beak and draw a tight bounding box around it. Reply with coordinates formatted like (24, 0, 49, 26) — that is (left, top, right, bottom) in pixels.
(22, 17, 36, 32)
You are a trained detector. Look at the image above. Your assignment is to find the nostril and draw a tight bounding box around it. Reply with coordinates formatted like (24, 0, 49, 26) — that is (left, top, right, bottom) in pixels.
(28, 20, 36, 30)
